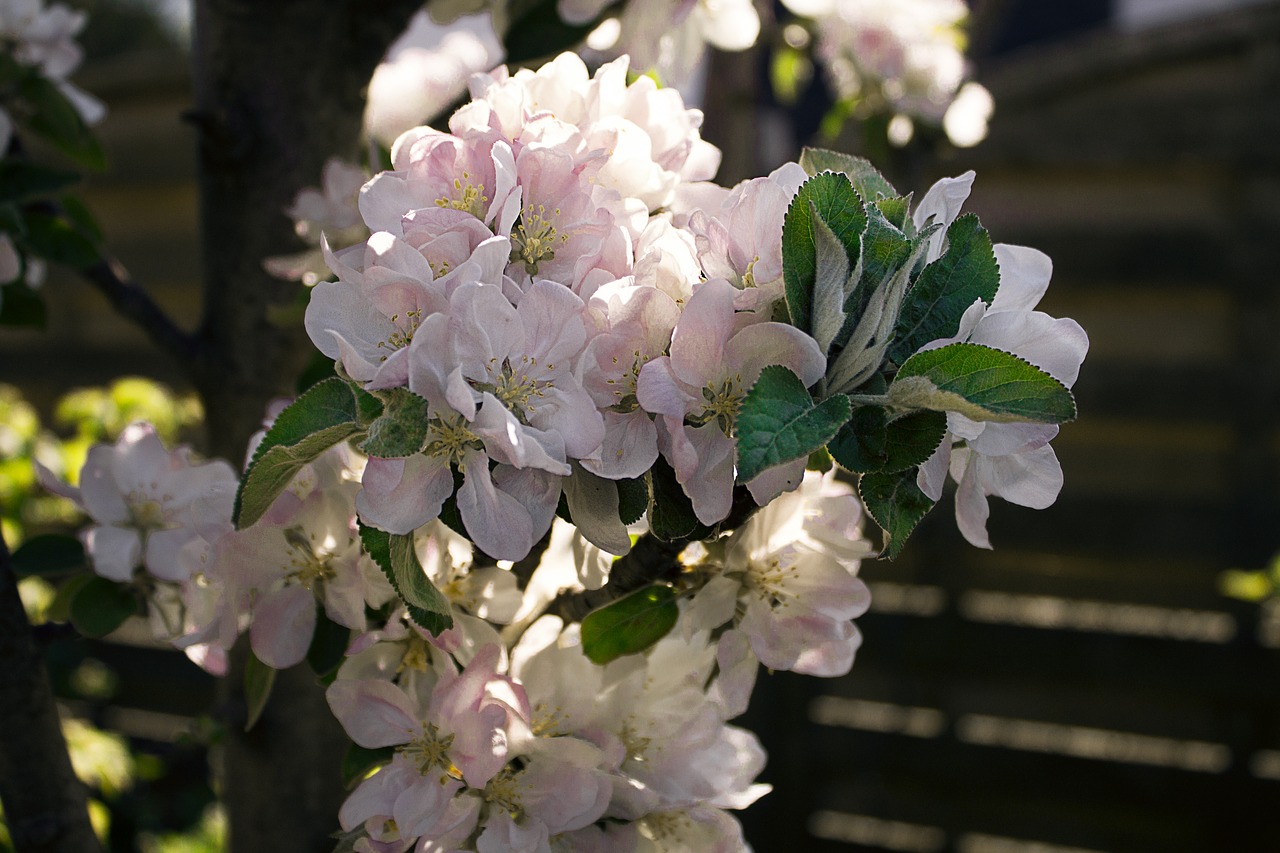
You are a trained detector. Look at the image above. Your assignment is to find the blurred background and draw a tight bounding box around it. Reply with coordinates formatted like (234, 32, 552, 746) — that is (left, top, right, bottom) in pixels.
(2, 0, 1279, 850)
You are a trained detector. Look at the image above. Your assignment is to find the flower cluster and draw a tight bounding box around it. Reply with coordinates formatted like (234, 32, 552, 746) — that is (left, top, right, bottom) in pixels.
(781, 0, 993, 146)
(306, 52, 831, 561)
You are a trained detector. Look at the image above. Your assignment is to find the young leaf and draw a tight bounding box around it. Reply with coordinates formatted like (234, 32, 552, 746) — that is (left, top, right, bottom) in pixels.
(859, 469, 935, 559)
(580, 584, 679, 665)
(11, 534, 86, 577)
(341, 744, 394, 790)
(810, 207, 849, 355)
(828, 405, 888, 474)
(358, 387, 430, 458)
(880, 410, 948, 473)
(234, 378, 363, 528)
(359, 525, 453, 635)
(244, 650, 276, 732)
(69, 576, 140, 638)
(888, 343, 1077, 424)
(876, 194, 912, 232)
(889, 214, 999, 365)
(735, 365, 851, 483)
(616, 476, 648, 526)
(799, 147, 898, 201)
(20, 75, 107, 170)
(782, 171, 866, 336)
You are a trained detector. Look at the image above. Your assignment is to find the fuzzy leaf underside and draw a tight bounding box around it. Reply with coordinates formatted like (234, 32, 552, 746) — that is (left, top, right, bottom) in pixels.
(358, 387, 431, 458)
(799, 147, 898, 202)
(782, 171, 866, 337)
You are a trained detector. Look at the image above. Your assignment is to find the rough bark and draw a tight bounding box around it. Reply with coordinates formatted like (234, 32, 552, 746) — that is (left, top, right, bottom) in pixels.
(0, 532, 101, 853)
(187, 2, 422, 850)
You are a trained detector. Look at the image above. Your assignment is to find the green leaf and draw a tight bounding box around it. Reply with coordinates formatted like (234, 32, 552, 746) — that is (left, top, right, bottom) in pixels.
(341, 744, 394, 790)
(69, 576, 140, 638)
(809, 206, 850, 355)
(735, 365, 851, 483)
(890, 214, 999, 365)
(21, 211, 100, 269)
(0, 282, 45, 328)
(358, 387, 430, 458)
(359, 525, 452, 636)
(616, 476, 648, 526)
(580, 584, 679, 665)
(0, 162, 79, 203)
(20, 74, 107, 170)
(782, 171, 866, 337)
(11, 534, 86, 577)
(798, 147, 898, 201)
(307, 612, 352, 680)
(234, 378, 363, 528)
(859, 469, 935, 559)
(888, 343, 1077, 424)
(828, 406, 888, 474)
(59, 195, 102, 242)
(881, 410, 948, 473)
(648, 457, 711, 542)
(876, 194, 913, 232)
(244, 650, 276, 732)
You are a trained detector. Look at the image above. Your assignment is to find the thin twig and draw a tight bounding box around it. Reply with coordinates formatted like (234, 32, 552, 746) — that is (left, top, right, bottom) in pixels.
(79, 256, 201, 367)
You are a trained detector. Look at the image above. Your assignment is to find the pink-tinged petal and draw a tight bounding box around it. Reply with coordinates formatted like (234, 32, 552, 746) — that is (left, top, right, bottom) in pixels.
(724, 322, 826, 388)
(323, 568, 368, 630)
(392, 774, 464, 840)
(978, 444, 1064, 510)
(709, 629, 758, 719)
(471, 394, 570, 475)
(991, 244, 1053, 313)
(493, 465, 561, 551)
(114, 424, 172, 486)
(458, 452, 535, 561)
(965, 421, 1057, 458)
(951, 451, 992, 550)
(451, 281, 523, 371)
(520, 756, 612, 834)
(636, 357, 699, 418)
(448, 703, 509, 788)
(356, 455, 453, 535)
(338, 759, 415, 830)
(746, 457, 805, 507)
(476, 809, 549, 853)
(144, 527, 198, 582)
(326, 679, 421, 748)
(79, 446, 129, 523)
(33, 460, 80, 503)
(682, 422, 737, 525)
(358, 172, 419, 234)
(740, 600, 862, 677)
(518, 280, 588, 365)
(528, 384, 604, 460)
(669, 279, 736, 389)
(581, 410, 658, 480)
(250, 584, 316, 669)
(916, 439, 952, 502)
(85, 525, 142, 581)
(445, 366, 477, 420)
(686, 575, 741, 633)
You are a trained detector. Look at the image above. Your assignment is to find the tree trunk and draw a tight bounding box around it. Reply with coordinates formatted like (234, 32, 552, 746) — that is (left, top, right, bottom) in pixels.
(187, 2, 422, 849)
(0, 532, 101, 853)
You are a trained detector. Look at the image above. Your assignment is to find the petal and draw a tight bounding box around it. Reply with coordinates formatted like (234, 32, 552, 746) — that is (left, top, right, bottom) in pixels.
(326, 679, 420, 748)
(250, 584, 317, 669)
(458, 453, 535, 561)
(85, 525, 141, 581)
(562, 466, 631, 556)
(356, 454, 453, 535)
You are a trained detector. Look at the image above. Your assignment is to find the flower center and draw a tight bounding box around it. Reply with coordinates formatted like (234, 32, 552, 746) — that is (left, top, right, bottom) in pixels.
(483, 767, 523, 817)
(283, 527, 338, 590)
(475, 356, 554, 419)
(423, 414, 482, 466)
(744, 555, 801, 608)
(510, 205, 567, 276)
(605, 349, 646, 412)
(619, 719, 653, 763)
(698, 375, 744, 435)
(435, 171, 489, 220)
(397, 635, 433, 674)
(126, 492, 168, 530)
(376, 309, 423, 360)
(398, 723, 458, 778)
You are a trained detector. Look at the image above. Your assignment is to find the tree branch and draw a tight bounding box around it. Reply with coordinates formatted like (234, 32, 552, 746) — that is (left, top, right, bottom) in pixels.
(79, 256, 201, 367)
(0, 532, 101, 853)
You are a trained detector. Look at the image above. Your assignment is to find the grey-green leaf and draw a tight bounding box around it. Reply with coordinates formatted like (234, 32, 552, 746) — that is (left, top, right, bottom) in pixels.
(859, 469, 936, 559)
(580, 584, 679, 665)
(890, 213, 999, 365)
(11, 534, 86, 577)
(735, 365, 852, 483)
(234, 377, 363, 528)
(782, 171, 866, 337)
(888, 343, 1077, 424)
(359, 524, 453, 636)
(810, 204, 850, 355)
(358, 387, 431, 458)
(799, 147, 898, 201)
